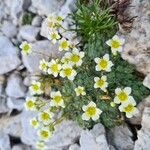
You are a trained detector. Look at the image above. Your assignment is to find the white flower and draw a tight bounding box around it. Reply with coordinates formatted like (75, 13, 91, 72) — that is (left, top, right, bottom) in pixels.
(36, 141, 47, 150)
(47, 59, 61, 77)
(75, 86, 86, 96)
(119, 99, 138, 118)
(37, 127, 51, 141)
(94, 54, 113, 72)
(20, 41, 32, 55)
(48, 30, 60, 44)
(56, 15, 65, 24)
(30, 118, 39, 129)
(94, 75, 108, 92)
(24, 97, 36, 111)
(50, 91, 65, 108)
(106, 35, 125, 55)
(82, 101, 102, 121)
(46, 14, 56, 29)
(60, 64, 77, 81)
(38, 110, 54, 125)
(114, 87, 133, 104)
(59, 38, 70, 51)
(39, 59, 48, 73)
(29, 81, 43, 95)
(65, 48, 85, 66)
(61, 55, 69, 64)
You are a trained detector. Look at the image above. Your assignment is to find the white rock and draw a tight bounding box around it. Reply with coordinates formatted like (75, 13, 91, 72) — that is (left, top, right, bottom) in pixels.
(107, 125, 134, 150)
(143, 73, 150, 89)
(0, 132, 11, 150)
(80, 124, 109, 150)
(69, 144, 80, 150)
(134, 107, 150, 150)
(1, 21, 17, 38)
(32, 16, 43, 27)
(0, 114, 22, 137)
(29, 0, 65, 16)
(12, 144, 32, 150)
(22, 40, 61, 73)
(6, 73, 27, 98)
(0, 98, 8, 114)
(19, 25, 40, 42)
(0, 36, 21, 75)
(7, 97, 25, 111)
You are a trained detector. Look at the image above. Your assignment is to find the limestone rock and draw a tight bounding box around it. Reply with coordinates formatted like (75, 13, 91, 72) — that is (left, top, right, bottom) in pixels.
(32, 15, 43, 27)
(107, 125, 134, 150)
(19, 25, 40, 42)
(12, 144, 32, 150)
(69, 144, 80, 150)
(0, 132, 11, 150)
(0, 36, 21, 75)
(1, 21, 17, 38)
(6, 73, 27, 98)
(0, 98, 9, 114)
(143, 73, 150, 89)
(80, 124, 109, 150)
(134, 107, 150, 150)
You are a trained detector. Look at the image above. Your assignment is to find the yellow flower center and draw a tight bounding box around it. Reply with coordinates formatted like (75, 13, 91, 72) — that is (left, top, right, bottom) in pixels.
(27, 100, 34, 108)
(54, 96, 62, 103)
(32, 84, 39, 91)
(31, 120, 38, 126)
(51, 64, 59, 72)
(63, 68, 72, 76)
(124, 104, 134, 112)
(97, 79, 104, 87)
(61, 40, 68, 49)
(111, 40, 120, 48)
(57, 16, 63, 22)
(118, 91, 128, 101)
(99, 59, 108, 69)
(40, 130, 49, 138)
(23, 44, 30, 51)
(70, 54, 80, 62)
(41, 63, 47, 69)
(48, 21, 55, 28)
(52, 33, 57, 39)
(77, 88, 83, 94)
(41, 112, 50, 120)
(86, 106, 96, 117)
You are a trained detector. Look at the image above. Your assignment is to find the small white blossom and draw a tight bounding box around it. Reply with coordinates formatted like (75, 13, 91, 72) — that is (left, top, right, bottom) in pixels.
(24, 97, 36, 111)
(48, 30, 60, 44)
(75, 86, 86, 96)
(37, 127, 51, 141)
(39, 59, 48, 73)
(20, 41, 32, 55)
(59, 38, 70, 51)
(29, 81, 43, 95)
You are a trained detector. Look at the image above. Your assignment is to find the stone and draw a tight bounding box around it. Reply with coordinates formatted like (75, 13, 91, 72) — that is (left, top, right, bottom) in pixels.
(80, 124, 109, 150)
(1, 21, 17, 38)
(22, 40, 61, 73)
(0, 132, 11, 150)
(0, 114, 22, 137)
(6, 73, 27, 98)
(0, 98, 9, 114)
(12, 144, 32, 150)
(19, 25, 40, 42)
(7, 97, 25, 111)
(121, 0, 150, 75)
(29, 0, 65, 16)
(143, 73, 150, 89)
(134, 107, 150, 150)
(69, 144, 80, 150)
(32, 15, 43, 27)
(0, 36, 21, 74)
(107, 125, 134, 150)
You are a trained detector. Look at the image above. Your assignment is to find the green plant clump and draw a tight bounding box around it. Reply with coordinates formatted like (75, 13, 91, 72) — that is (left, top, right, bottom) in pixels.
(22, 12, 36, 25)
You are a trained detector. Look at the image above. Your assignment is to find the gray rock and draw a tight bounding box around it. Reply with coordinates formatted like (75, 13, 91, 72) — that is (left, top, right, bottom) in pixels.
(0, 114, 22, 137)
(6, 73, 27, 98)
(80, 124, 109, 150)
(143, 73, 150, 89)
(107, 125, 134, 150)
(29, 0, 65, 16)
(19, 25, 40, 42)
(121, 0, 150, 75)
(134, 107, 150, 150)
(22, 40, 61, 73)
(0, 36, 21, 74)
(0, 98, 8, 114)
(7, 97, 25, 111)
(0, 132, 11, 150)
(12, 144, 32, 150)
(1, 21, 17, 38)
(69, 144, 80, 150)
(32, 16, 43, 27)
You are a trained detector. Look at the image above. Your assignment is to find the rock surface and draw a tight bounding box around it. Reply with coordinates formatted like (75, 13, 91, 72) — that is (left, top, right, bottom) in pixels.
(0, 132, 11, 150)
(143, 73, 150, 89)
(0, 36, 21, 75)
(6, 73, 27, 98)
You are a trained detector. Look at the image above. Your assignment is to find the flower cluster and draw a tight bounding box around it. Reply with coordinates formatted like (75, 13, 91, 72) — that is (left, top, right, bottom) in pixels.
(22, 14, 140, 149)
